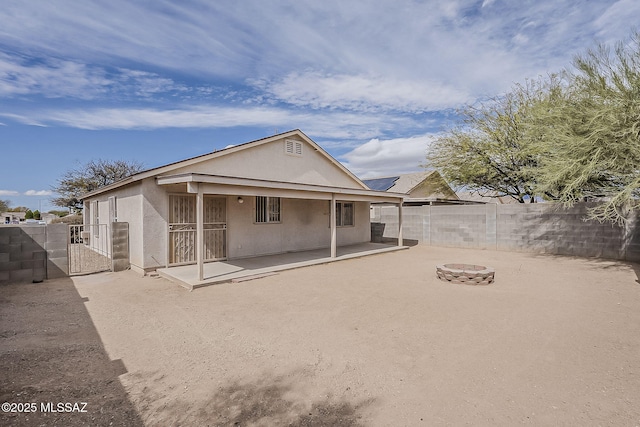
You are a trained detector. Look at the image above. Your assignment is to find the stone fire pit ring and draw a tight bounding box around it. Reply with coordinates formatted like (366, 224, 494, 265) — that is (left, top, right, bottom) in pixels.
(436, 263, 495, 285)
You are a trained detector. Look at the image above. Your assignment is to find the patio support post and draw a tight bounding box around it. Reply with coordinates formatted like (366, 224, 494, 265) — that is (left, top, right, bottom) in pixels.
(398, 200, 404, 247)
(196, 183, 204, 281)
(330, 193, 337, 258)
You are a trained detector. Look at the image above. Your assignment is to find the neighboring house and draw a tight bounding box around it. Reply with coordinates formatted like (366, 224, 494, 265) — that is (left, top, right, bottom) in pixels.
(81, 130, 404, 277)
(363, 171, 465, 206)
(2, 212, 26, 224)
(40, 213, 58, 224)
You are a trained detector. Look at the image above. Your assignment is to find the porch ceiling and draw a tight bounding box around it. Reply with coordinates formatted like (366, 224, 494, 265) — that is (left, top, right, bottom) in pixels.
(156, 173, 405, 203)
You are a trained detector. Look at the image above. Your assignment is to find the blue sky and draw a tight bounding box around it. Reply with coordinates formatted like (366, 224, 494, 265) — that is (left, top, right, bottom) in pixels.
(1, 0, 638, 212)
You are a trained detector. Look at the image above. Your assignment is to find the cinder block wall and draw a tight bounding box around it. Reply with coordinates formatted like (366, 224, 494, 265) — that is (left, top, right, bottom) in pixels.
(0, 222, 130, 284)
(0, 226, 47, 284)
(495, 204, 626, 259)
(373, 203, 639, 262)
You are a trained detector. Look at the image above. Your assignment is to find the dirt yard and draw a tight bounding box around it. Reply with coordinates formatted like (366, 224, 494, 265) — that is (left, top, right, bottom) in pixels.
(2, 245, 640, 426)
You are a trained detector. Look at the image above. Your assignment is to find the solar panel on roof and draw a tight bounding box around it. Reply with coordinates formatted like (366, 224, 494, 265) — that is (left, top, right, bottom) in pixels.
(363, 176, 400, 191)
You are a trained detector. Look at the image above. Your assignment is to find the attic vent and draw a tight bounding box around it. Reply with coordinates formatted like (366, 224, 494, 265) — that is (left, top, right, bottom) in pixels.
(284, 139, 303, 156)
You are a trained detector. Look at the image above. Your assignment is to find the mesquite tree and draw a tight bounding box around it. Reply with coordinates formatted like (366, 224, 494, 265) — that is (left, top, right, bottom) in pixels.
(52, 159, 144, 212)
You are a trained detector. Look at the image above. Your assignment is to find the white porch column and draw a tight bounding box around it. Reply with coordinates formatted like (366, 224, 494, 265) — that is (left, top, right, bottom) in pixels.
(398, 200, 404, 247)
(196, 183, 204, 281)
(330, 193, 337, 258)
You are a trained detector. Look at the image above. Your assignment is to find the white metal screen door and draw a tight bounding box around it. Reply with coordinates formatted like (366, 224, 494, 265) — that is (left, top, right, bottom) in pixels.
(169, 195, 227, 265)
(203, 197, 227, 261)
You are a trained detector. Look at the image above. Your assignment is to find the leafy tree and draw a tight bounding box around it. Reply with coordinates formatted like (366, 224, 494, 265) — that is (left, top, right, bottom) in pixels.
(0, 199, 9, 212)
(426, 76, 562, 202)
(533, 32, 640, 224)
(33, 210, 41, 220)
(52, 159, 144, 212)
(25, 209, 34, 219)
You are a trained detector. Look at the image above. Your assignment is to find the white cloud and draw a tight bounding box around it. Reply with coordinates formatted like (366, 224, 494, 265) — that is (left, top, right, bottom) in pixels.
(0, 190, 20, 196)
(340, 134, 436, 178)
(3, 105, 423, 141)
(251, 72, 470, 112)
(594, 0, 640, 42)
(0, 53, 111, 99)
(24, 190, 53, 196)
(1, 1, 633, 105)
(0, 52, 192, 100)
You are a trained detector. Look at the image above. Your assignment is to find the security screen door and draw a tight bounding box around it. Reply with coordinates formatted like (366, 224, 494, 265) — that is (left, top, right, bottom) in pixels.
(168, 195, 227, 265)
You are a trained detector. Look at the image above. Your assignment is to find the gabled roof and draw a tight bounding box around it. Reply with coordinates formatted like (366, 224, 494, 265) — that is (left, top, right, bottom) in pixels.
(82, 129, 368, 199)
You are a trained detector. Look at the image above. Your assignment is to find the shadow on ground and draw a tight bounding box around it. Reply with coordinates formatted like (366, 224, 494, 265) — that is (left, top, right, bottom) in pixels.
(203, 375, 371, 426)
(134, 371, 374, 426)
(0, 278, 143, 427)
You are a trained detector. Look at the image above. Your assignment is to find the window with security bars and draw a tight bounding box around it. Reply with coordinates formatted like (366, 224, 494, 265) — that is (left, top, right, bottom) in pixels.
(255, 196, 281, 223)
(336, 202, 354, 226)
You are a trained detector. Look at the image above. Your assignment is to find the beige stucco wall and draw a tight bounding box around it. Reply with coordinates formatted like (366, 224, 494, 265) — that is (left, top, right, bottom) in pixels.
(171, 137, 362, 189)
(86, 181, 372, 272)
(140, 178, 169, 271)
(84, 182, 145, 271)
(226, 198, 370, 259)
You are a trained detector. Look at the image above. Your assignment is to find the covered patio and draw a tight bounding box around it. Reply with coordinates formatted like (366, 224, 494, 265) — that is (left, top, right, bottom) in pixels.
(156, 173, 406, 285)
(157, 242, 407, 290)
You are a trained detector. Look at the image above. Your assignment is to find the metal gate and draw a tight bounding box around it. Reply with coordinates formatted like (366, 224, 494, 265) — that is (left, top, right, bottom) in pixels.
(68, 224, 111, 275)
(169, 195, 226, 265)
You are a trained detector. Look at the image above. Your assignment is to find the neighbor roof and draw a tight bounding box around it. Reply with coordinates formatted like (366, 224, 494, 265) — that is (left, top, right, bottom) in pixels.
(363, 171, 437, 194)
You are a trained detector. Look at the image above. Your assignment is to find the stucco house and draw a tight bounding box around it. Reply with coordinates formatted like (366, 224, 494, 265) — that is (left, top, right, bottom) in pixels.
(81, 130, 405, 279)
(3, 211, 26, 224)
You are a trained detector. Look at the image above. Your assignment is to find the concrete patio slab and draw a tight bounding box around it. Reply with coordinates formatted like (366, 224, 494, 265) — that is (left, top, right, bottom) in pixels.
(157, 242, 407, 289)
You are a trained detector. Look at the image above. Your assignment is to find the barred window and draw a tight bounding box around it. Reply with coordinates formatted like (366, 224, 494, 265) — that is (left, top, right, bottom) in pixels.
(336, 202, 354, 227)
(256, 196, 281, 223)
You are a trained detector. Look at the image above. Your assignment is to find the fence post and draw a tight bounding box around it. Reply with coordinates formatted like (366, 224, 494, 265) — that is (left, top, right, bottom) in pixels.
(111, 222, 130, 272)
(486, 204, 497, 250)
(423, 205, 431, 245)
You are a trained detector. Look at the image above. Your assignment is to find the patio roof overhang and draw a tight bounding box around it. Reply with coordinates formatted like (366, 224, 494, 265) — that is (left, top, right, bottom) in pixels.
(156, 172, 406, 282)
(156, 173, 406, 203)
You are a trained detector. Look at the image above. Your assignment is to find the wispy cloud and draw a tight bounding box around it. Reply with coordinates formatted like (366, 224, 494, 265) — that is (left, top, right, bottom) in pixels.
(0, 189, 53, 196)
(24, 190, 53, 196)
(2, 105, 425, 141)
(1, 1, 633, 105)
(0, 52, 110, 99)
(251, 72, 470, 113)
(0, 52, 200, 101)
(594, 0, 640, 42)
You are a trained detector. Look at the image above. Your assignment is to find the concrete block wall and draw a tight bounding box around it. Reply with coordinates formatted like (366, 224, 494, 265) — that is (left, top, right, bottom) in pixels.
(430, 205, 488, 249)
(372, 203, 639, 262)
(0, 223, 131, 284)
(0, 226, 47, 284)
(496, 204, 626, 260)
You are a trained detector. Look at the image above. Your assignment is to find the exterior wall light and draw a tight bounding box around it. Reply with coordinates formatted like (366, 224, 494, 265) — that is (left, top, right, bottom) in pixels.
(237, 197, 244, 204)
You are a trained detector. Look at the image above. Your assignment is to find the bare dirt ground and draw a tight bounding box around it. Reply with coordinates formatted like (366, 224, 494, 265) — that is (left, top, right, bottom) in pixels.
(2, 245, 640, 426)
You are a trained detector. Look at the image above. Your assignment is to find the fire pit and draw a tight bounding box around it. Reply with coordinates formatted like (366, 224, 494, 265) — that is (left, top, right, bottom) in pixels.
(436, 263, 495, 285)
